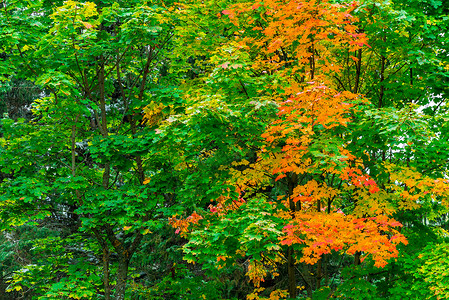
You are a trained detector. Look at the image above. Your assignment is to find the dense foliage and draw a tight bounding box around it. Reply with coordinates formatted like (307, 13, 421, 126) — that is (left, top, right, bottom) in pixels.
(0, 0, 448, 299)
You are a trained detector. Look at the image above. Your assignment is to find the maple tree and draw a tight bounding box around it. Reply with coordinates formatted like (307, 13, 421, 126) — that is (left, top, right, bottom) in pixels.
(168, 0, 449, 298)
(0, 0, 180, 299)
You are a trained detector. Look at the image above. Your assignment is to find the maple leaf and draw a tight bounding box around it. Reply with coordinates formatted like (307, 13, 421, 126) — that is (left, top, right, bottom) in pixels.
(81, 21, 93, 29)
(222, 9, 235, 18)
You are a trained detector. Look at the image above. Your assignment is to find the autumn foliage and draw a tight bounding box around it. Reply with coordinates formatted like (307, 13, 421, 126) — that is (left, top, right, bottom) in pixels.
(170, 0, 449, 298)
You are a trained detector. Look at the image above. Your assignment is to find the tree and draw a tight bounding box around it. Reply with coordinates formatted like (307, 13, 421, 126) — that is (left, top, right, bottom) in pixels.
(168, 0, 449, 298)
(0, 0, 178, 298)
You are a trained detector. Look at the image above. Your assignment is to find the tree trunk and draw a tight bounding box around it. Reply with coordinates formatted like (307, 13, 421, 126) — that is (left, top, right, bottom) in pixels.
(354, 251, 361, 266)
(103, 248, 111, 300)
(287, 173, 298, 298)
(287, 247, 297, 298)
(353, 48, 362, 94)
(114, 255, 130, 300)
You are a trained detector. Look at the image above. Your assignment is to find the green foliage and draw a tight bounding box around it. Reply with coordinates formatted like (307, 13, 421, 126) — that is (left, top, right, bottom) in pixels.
(7, 235, 102, 299)
(129, 264, 224, 300)
(0, 0, 181, 298)
(389, 243, 449, 300)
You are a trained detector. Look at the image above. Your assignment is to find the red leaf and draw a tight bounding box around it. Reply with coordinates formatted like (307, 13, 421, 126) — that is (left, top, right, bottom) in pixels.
(222, 10, 235, 18)
(283, 224, 294, 230)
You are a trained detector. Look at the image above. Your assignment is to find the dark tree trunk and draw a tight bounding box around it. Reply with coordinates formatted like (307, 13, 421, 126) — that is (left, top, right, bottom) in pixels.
(114, 255, 130, 300)
(287, 247, 297, 298)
